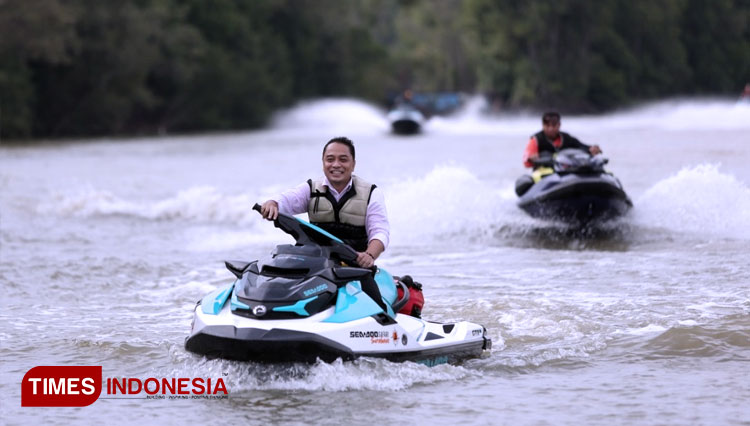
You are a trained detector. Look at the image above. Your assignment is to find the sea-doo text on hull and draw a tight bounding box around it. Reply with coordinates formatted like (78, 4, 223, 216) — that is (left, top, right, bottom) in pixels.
(185, 204, 491, 365)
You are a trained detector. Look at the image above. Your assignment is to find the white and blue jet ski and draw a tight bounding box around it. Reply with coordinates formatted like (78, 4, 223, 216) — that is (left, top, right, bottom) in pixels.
(185, 204, 491, 365)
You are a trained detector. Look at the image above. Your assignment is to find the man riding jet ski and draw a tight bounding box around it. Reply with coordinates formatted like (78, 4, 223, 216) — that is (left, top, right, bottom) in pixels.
(515, 148, 632, 224)
(387, 89, 426, 135)
(184, 204, 491, 365)
(514, 112, 632, 224)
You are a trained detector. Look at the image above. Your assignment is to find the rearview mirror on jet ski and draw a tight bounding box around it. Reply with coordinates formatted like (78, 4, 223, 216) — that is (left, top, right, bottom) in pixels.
(332, 266, 374, 280)
(225, 260, 251, 279)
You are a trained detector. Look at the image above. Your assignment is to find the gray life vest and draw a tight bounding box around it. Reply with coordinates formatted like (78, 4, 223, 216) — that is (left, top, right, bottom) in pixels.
(307, 176, 376, 252)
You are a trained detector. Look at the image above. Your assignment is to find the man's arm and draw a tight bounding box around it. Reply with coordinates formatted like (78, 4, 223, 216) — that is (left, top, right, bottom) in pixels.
(260, 182, 310, 220)
(356, 239, 385, 269)
(365, 187, 389, 251)
(566, 134, 601, 155)
(356, 187, 389, 268)
(522, 137, 539, 168)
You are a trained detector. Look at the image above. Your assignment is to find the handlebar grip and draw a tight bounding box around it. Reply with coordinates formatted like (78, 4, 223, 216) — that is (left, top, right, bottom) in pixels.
(252, 203, 262, 213)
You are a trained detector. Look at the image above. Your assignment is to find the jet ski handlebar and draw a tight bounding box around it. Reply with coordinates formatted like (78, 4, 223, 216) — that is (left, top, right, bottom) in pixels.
(531, 154, 554, 168)
(530, 149, 609, 172)
(253, 203, 373, 271)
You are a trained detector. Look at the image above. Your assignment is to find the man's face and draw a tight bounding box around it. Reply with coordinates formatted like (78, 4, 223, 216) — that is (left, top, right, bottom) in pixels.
(542, 120, 560, 140)
(322, 142, 355, 188)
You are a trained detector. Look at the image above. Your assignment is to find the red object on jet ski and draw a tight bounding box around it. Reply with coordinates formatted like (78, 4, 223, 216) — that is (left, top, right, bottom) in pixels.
(396, 275, 424, 318)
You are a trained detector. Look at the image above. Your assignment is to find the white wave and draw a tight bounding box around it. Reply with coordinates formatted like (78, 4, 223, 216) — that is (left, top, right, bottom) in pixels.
(270, 98, 390, 135)
(594, 98, 750, 131)
(385, 165, 513, 244)
(39, 186, 141, 217)
(37, 163, 750, 246)
(35, 185, 322, 252)
(621, 324, 668, 336)
(244, 358, 469, 392)
(423, 96, 750, 135)
(633, 164, 750, 239)
(427, 96, 538, 135)
(38, 185, 262, 224)
(162, 356, 471, 392)
(243, 95, 750, 140)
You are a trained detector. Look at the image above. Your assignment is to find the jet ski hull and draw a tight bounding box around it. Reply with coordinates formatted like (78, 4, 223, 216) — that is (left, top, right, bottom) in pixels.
(185, 325, 355, 363)
(391, 119, 421, 134)
(186, 299, 490, 365)
(518, 174, 632, 224)
(387, 107, 425, 135)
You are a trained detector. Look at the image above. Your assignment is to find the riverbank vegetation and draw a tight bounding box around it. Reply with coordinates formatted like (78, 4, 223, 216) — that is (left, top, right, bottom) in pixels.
(1, 0, 747, 139)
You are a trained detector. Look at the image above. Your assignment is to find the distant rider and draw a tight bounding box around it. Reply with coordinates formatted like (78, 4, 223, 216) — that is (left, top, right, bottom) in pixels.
(740, 83, 750, 102)
(523, 112, 602, 169)
(260, 136, 390, 312)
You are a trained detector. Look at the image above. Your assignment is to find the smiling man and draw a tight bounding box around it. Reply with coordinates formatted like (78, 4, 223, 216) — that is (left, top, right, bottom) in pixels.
(260, 137, 389, 266)
(260, 137, 390, 310)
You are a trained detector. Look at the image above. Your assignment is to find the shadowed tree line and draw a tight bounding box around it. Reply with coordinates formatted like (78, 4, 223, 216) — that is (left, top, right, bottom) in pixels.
(1, 0, 747, 140)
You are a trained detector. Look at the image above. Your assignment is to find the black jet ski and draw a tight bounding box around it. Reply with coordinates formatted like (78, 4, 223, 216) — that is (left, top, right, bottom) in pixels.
(514, 148, 632, 224)
(185, 204, 491, 365)
(387, 105, 425, 135)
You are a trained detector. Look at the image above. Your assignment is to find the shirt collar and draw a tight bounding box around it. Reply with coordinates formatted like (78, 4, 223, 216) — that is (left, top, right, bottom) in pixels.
(322, 176, 354, 198)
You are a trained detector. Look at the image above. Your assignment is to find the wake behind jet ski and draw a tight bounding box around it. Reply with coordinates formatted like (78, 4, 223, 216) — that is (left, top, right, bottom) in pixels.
(515, 149, 633, 224)
(185, 204, 491, 365)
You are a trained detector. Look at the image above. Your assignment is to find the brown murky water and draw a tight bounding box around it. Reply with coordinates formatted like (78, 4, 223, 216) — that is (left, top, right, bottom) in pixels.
(2, 99, 749, 425)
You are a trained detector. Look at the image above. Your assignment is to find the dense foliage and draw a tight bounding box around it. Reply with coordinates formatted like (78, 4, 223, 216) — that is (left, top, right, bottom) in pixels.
(1, 0, 747, 139)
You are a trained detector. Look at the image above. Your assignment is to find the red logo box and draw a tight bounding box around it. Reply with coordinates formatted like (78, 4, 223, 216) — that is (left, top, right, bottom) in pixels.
(22, 366, 102, 407)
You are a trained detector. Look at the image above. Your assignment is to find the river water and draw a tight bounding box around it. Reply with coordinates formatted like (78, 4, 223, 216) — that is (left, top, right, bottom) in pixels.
(1, 98, 749, 425)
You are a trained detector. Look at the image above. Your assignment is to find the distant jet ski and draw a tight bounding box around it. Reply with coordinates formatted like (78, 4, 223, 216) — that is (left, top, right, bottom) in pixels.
(515, 149, 632, 224)
(185, 204, 491, 365)
(387, 105, 425, 135)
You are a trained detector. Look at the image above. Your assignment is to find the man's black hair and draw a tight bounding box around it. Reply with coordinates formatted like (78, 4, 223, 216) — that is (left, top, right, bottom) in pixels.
(542, 111, 561, 124)
(323, 137, 355, 160)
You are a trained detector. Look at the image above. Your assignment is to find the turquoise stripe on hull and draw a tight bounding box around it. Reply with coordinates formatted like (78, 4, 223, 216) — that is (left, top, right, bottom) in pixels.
(230, 288, 250, 311)
(323, 268, 397, 323)
(201, 283, 234, 315)
(273, 296, 318, 316)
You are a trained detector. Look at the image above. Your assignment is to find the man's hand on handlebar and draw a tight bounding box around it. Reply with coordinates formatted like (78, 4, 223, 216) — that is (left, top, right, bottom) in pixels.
(356, 251, 377, 269)
(259, 200, 279, 220)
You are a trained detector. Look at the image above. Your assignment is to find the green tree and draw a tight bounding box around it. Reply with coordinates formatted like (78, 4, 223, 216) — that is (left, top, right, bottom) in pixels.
(175, 0, 292, 130)
(30, 1, 181, 136)
(681, 0, 750, 94)
(3, 0, 748, 140)
(268, 0, 393, 101)
(389, 0, 476, 92)
(0, 0, 78, 138)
